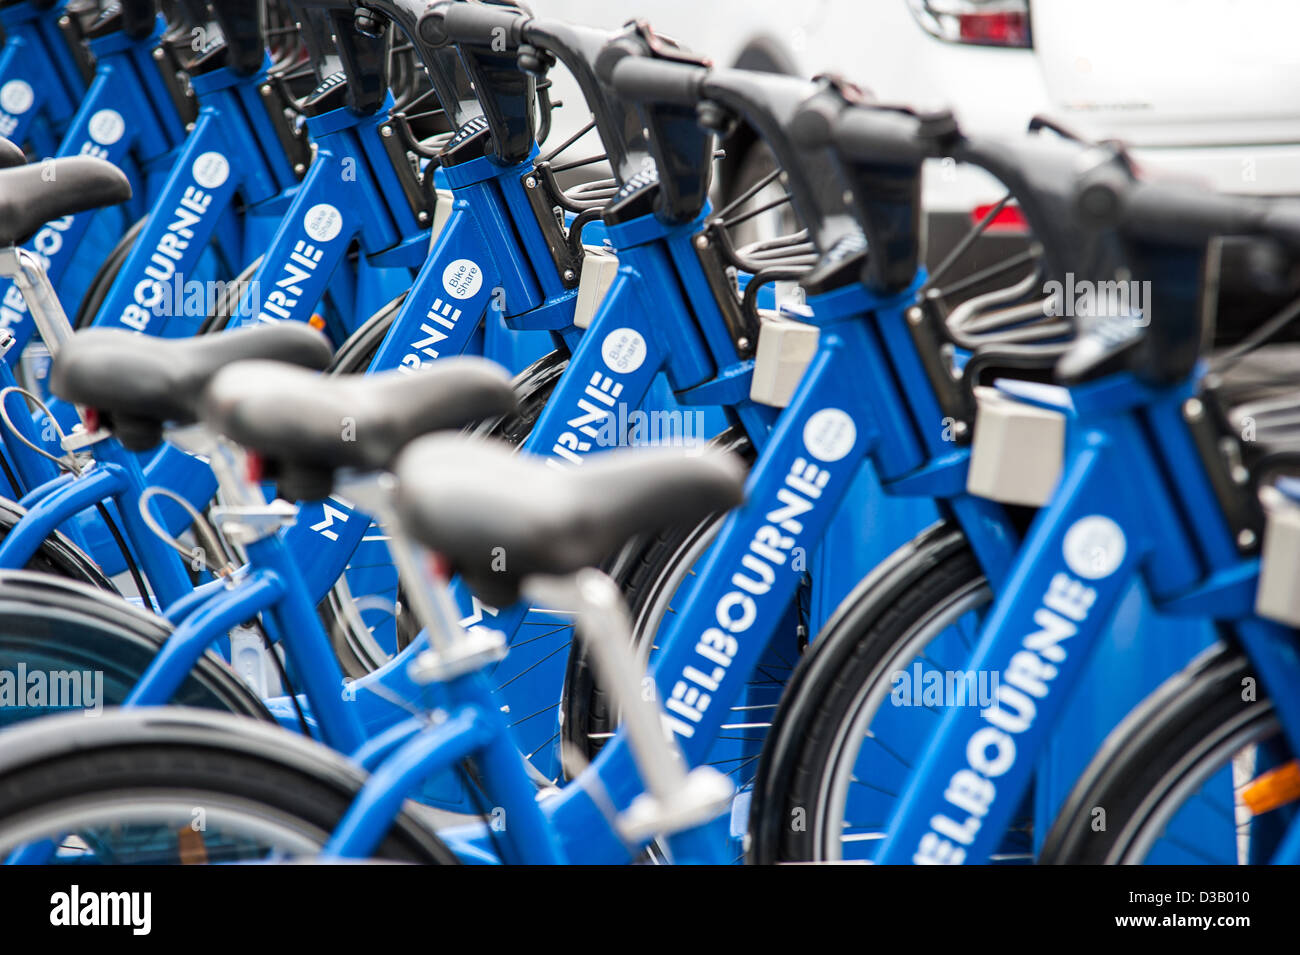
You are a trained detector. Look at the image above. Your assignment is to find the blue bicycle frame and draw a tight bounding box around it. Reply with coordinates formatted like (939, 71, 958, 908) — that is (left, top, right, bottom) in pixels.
(0, 0, 85, 158)
(89, 53, 298, 338)
(0, 14, 191, 351)
(866, 366, 1300, 864)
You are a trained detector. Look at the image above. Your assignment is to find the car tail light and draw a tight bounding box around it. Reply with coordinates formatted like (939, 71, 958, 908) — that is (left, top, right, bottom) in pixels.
(972, 202, 1029, 233)
(907, 0, 1032, 48)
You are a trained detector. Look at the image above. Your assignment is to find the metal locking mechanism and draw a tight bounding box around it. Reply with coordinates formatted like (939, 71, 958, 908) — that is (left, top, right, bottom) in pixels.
(966, 385, 1066, 507)
(1256, 483, 1300, 627)
(749, 307, 819, 408)
(573, 246, 620, 329)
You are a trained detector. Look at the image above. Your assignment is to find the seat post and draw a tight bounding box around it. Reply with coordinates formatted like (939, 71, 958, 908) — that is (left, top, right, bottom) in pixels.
(0, 246, 76, 356)
(524, 569, 732, 846)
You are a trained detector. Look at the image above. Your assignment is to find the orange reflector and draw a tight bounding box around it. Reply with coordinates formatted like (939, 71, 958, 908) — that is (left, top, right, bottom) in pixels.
(1241, 759, 1300, 815)
(177, 826, 208, 865)
(308, 314, 326, 330)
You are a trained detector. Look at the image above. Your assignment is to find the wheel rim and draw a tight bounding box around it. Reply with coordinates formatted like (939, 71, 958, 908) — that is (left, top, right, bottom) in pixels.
(1116, 711, 1286, 864)
(0, 793, 330, 864)
(815, 581, 991, 861)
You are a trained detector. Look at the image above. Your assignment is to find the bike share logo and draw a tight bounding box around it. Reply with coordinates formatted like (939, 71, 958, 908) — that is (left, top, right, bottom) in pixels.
(442, 258, 482, 299)
(118, 153, 229, 332)
(83, 109, 125, 159)
(661, 408, 847, 738)
(0, 80, 33, 136)
(395, 259, 483, 375)
(546, 327, 648, 468)
(255, 204, 338, 323)
(913, 514, 1126, 865)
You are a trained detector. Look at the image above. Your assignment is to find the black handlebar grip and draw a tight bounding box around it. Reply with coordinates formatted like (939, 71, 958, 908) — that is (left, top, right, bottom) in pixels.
(828, 107, 955, 165)
(1080, 170, 1300, 251)
(607, 56, 706, 108)
(208, 0, 264, 76)
(1260, 203, 1300, 250)
(423, 1, 527, 47)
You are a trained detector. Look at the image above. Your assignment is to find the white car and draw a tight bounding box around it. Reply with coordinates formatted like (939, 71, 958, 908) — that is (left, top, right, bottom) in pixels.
(528, 0, 1300, 308)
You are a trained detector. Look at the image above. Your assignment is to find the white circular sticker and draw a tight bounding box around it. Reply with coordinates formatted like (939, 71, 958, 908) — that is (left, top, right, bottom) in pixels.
(304, 203, 343, 243)
(88, 109, 125, 146)
(601, 327, 647, 374)
(441, 258, 483, 300)
(192, 151, 230, 190)
(1063, 515, 1126, 580)
(0, 80, 33, 116)
(803, 408, 856, 463)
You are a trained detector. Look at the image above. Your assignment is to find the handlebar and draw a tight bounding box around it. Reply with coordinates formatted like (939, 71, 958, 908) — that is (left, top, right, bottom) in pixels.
(606, 55, 707, 107)
(425, 0, 528, 47)
(208, 0, 263, 76)
(1077, 166, 1300, 251)
(290, 0, 483, 131)
(120, 0, 159, 39)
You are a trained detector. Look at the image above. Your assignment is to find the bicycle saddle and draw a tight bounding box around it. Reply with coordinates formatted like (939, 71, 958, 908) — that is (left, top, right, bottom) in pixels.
(393, 435, 746, 605)
(0, 157, 131, 247)
(200, 358, 518, 501)
(51, 323, 333, 451)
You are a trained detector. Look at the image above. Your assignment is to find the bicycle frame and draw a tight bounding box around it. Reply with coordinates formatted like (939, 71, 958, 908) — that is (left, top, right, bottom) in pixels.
(89, 53, 297, 339)
(0, 0, 85, 158)
(865, 368, 1300, 864)
(0, 14, 188, 350)
(313, 268, 1013, 860)
(221, 91, 429, 344)
(0, 434, 198, 608)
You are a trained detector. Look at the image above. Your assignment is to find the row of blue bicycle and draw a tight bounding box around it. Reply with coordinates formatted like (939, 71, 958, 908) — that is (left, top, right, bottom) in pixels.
(0, 0, 1293, 864)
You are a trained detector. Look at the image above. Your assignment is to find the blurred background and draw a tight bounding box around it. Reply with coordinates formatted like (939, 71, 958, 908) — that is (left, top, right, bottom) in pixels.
(530, 0, 1300, 338)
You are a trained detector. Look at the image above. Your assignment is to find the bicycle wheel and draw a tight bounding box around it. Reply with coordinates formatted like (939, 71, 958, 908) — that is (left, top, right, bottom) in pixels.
(0, 496, 117, 591)
(746, 522, 1009, 863)
(0, 708, 456, 864)
(0, 569, 269, 729)
(1039, 642, 1290, 864)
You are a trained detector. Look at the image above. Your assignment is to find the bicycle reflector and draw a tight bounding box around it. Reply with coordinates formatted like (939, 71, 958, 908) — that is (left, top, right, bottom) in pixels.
(1241, 760, 1300, 816)
(907, 0, 1032, 48)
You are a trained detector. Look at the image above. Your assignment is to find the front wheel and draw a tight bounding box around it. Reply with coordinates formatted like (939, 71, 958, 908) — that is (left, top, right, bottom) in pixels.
(0, 708, 457, 864)
(747, 523, 1001, 863)
(1039, 642, 1290, 864)
(0, 570, 269, 731)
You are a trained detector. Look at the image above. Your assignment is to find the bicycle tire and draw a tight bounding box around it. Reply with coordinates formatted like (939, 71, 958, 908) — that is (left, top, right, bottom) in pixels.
(0, 569, 270, 727)
(0, 708, 456, 863)
(1039, 641, 1279, 864)
(0, 496, 118, 591)
(746, 521, 996, 863)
